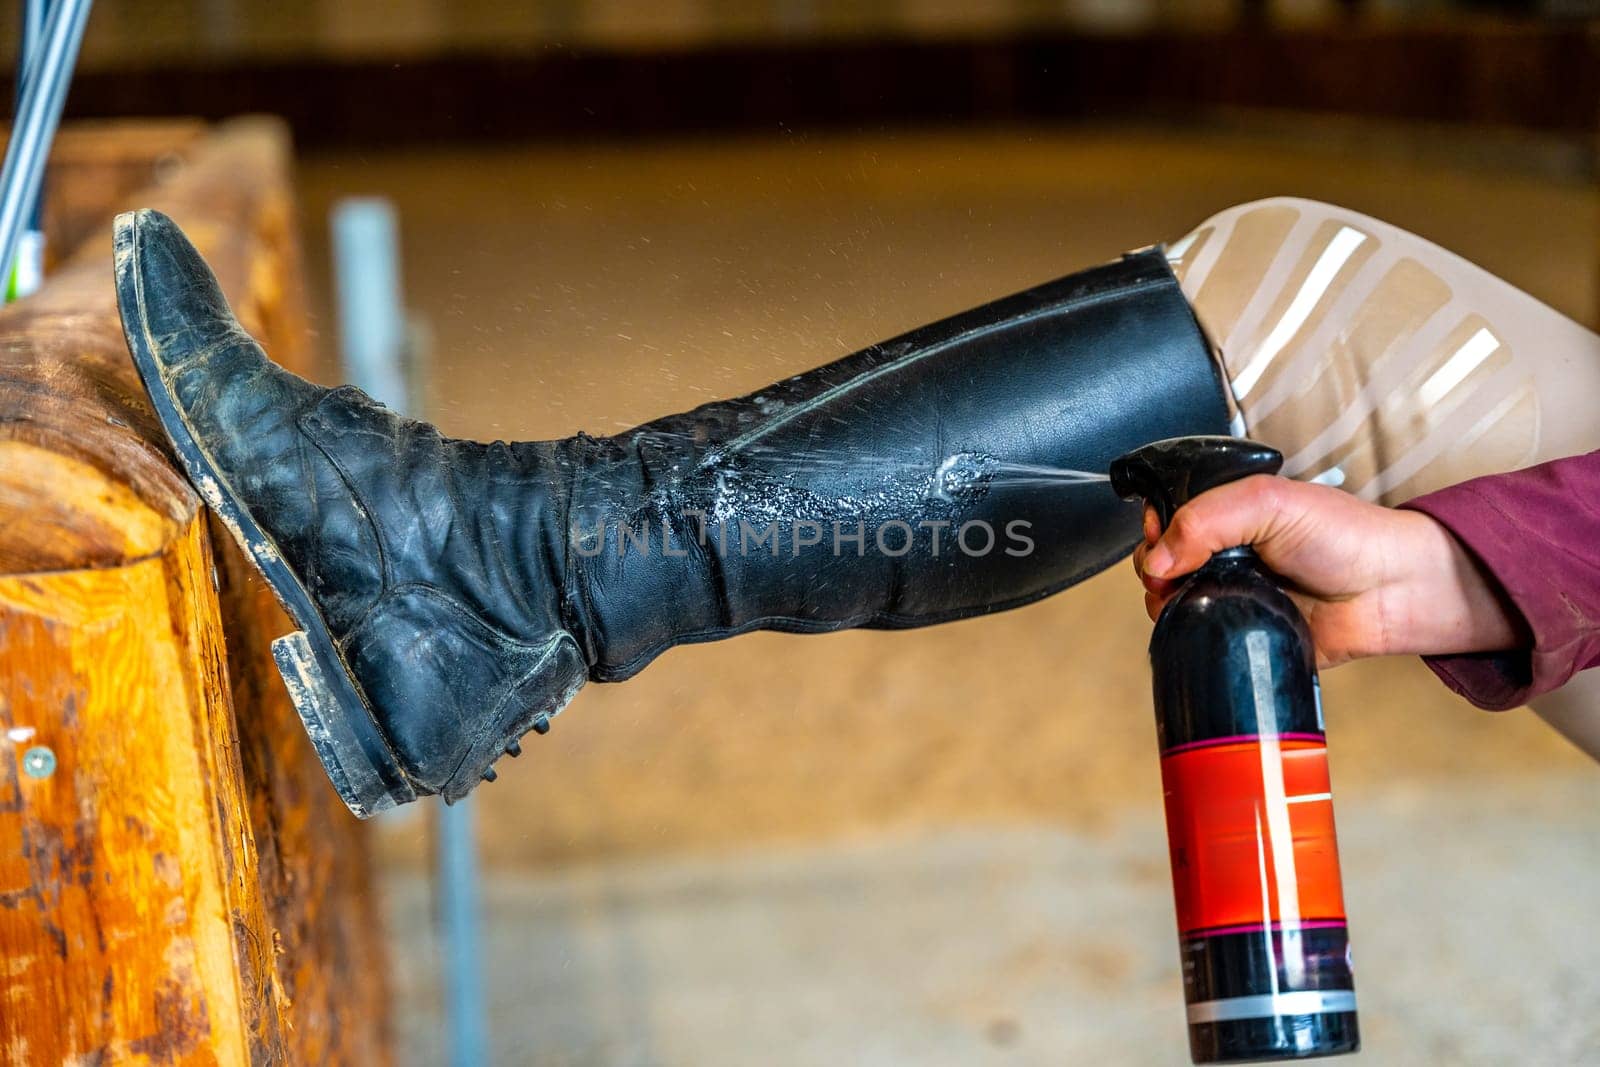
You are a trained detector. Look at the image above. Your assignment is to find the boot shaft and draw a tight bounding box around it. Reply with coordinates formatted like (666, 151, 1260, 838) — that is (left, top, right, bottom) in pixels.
(568, 248, 1230, 679)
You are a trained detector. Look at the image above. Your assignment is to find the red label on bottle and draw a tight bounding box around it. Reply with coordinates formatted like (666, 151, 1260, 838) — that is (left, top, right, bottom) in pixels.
(1160, 737, 1346, 935)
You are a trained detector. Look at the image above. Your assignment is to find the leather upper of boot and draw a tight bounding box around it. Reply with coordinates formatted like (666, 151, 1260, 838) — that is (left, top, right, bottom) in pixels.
(122, 211, 582, 798)
(120, 209, 1226, 803)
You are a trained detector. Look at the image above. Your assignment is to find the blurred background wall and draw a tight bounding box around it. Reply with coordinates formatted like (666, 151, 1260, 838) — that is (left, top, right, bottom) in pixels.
(6, 0, 1590, 60)
(2, 0, 1597, 146)
(10, 1, 1598, 1062)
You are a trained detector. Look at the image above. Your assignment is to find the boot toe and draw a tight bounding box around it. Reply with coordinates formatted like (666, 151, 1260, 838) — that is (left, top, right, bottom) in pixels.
(115, 209, 258, 376)
(117, 209, 328, 541)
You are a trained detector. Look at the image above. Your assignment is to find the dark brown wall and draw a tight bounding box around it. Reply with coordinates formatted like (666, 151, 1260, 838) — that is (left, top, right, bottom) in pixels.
(16, 22, 1600, 149)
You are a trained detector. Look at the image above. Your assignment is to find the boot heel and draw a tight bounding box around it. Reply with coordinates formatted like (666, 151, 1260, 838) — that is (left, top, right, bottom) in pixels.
(271, 630, 416, 818)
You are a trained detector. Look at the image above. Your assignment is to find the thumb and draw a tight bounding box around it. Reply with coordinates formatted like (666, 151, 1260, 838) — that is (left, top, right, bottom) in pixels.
(1143, 475, 1289, 580)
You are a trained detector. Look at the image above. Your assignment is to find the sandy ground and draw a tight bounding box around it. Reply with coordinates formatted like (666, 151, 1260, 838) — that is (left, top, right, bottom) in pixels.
(383, 777, 1600, 1065)
(293, 123, 1600, 1064)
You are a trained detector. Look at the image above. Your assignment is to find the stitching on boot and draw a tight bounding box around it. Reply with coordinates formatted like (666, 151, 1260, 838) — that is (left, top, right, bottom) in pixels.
(710, 276, 1174, 459)
(446, 631, 584, 797)
(300, 395, 393, 594)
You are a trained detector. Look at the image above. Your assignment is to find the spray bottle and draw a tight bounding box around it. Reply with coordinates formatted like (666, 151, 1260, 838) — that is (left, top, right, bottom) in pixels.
(1109, 436, 1359, 1064)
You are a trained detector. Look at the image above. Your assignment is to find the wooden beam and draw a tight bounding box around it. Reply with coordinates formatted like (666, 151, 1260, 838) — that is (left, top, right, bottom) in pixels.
(43, 119, 209, 269)
(0, 118, 391, 1065)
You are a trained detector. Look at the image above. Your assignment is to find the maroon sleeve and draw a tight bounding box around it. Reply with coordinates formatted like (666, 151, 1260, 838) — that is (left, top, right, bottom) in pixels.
(1400, 451, 1600, 711)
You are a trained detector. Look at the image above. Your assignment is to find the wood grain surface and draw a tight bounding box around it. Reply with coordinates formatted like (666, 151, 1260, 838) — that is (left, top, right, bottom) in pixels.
(0, 119, 390, 1065)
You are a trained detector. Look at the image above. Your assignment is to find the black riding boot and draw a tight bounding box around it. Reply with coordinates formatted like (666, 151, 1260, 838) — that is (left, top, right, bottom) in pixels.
(116, 209, 1227, 816)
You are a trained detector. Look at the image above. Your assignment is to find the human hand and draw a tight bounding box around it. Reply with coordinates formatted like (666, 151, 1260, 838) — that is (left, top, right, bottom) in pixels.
(1131, 475, 1524, 669)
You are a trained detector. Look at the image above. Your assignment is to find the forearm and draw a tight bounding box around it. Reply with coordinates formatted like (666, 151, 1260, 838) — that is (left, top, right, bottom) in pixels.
(1371, 508, 1525, 660)
(1402, 452, 1600, 709)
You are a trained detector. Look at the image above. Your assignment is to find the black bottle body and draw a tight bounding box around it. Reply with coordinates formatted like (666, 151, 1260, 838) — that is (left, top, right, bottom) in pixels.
(1152, 549, 1359, 1063)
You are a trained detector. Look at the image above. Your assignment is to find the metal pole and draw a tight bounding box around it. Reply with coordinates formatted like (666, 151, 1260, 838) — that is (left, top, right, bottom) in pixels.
(330, 198, 490, 1067)
(0, 0, 91, 304)
(19, 1, 48, 93)
(8, 0, 53, 301)
(21, 1, 52, 270)
(437, 800, 489, 1067)
(331, 199, 410, 409)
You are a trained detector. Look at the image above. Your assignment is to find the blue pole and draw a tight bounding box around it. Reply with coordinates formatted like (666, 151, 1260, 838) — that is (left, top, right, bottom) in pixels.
(437, 800, 489, 1067)
(7, 0, 49, 301)
(11, 0, 52, 300)
(0, 0, 91, 303)
(330, 198, 490, 1067)
(330, 199, 409, 410)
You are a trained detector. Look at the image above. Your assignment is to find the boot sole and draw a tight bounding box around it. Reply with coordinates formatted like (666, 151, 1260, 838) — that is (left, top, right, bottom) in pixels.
(118, 227, 416, 818)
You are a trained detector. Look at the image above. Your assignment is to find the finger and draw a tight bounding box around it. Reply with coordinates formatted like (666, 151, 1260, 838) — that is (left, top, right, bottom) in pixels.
(1134, 543, 1182, 593)
(1142, 572, 1182, 598)
(1282, 589, 1341, 671)
(1134, 539, 1181, 595)
(1142, 505, 1161, 545)
(1144, 589, 1164, 622)
(1144, 475, 1292, 580)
